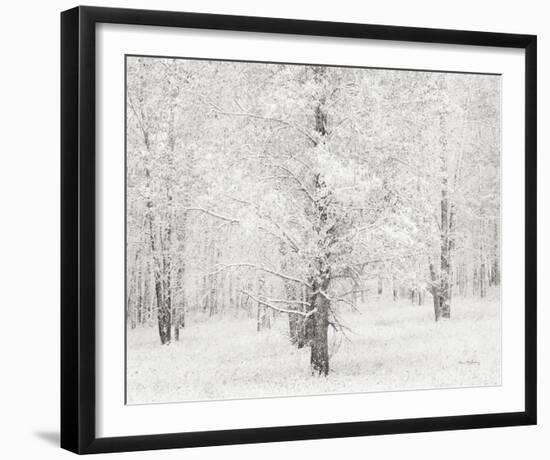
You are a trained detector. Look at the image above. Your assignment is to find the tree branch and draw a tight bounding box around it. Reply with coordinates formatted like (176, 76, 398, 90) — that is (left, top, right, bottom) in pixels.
(242, 291, 316, 317)
(266, 162, 316, 205)
(206, 101, 318, 146)
(185, 207, 239, 224)
(318, 289, 362, 313)
(225, 195, 302, 253)
(211, 263, 312, 288)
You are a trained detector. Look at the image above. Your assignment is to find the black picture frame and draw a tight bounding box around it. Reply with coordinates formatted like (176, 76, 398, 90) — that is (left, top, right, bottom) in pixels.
(61, 5, 537, 454)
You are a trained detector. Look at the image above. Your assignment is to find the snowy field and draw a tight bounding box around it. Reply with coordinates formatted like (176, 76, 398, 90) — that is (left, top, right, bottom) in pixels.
(126, 295, 501, 404)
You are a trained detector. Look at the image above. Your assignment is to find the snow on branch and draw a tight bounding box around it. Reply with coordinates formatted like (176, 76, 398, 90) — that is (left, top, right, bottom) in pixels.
(185, 207, 239, 224)
(317, 289, 361, 313)
(211, 263, 312, 288)
(241, 291, 316, 317)
(225, 195, 302, 253)
(206, 101, 318, 146)
(187, 201, 303, 254)
(354, 250, 431, 269)
(266, 162, 317, 205)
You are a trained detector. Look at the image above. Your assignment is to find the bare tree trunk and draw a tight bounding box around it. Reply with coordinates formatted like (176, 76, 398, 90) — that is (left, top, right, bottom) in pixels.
(492, 221, 500, 286)
(173, 267, 185, 341)
(146, 181, 171, 344)
(174, 310, 180, 341)
(480, 261, 486, 298)
(256, 303, 262, 332)
(288, 313, 299, 344)
(438, 177, 451, 319)
(459, 262, 467, 297)
(429, 262, 441, 321)
(144, 260, 151, 323)
(308, 280, 330, 376)
(284, 281, 304, 346)
(228, 270, 234, 311)
(208, 239, 218, 316)
(136, 265, 143, 325)
(295, 285, 308, 348)
(256, 276, 272, 331)
(155, 276, 170, 344)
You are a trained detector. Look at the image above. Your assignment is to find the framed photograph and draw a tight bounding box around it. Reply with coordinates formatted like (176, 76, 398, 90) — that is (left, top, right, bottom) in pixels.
(61, 6, 537, 454)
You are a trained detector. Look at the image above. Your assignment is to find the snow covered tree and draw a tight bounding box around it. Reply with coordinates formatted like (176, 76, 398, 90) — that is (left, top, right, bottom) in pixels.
(126, 57, 500, 374)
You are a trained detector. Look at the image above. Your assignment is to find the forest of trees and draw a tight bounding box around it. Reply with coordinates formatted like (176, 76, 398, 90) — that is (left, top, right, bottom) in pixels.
(126, 57, 500, 377)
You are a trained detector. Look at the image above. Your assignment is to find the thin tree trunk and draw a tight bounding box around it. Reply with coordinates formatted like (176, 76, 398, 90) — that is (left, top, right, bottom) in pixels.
(284, 281, 303, 346)
(492, 221, 500, 286)
(429, 262, 440, 321)
(438, 177, 451, 319)
(155, 276, 170, 344)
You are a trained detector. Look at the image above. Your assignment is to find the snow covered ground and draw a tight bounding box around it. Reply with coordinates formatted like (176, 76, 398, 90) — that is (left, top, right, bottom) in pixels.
(126, 295, 501, 404)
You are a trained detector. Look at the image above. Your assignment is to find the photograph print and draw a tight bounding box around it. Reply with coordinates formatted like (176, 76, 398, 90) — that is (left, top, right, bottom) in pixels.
(125, 56, 501, 405)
